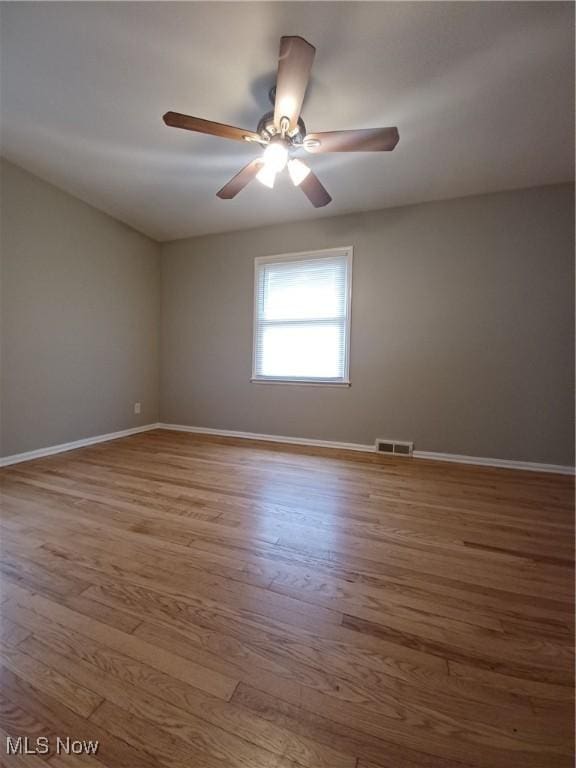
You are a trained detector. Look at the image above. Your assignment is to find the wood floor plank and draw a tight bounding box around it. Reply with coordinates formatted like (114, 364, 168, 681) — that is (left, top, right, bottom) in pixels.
(0, 668, 162, 768)
(3, 591, 239, 702)
(232, 683, 474, 768)
(0, 693, 54, 755)
(47, 754, 110, 768)
(89, 699, 225, 768)
(0, 431, 573, 768)
(127, 607, 547, 735)
(18, 633, 352, 768)
(133, 617, 533, 713)
(341, 614, 573, 685)
(0, 619, 30, 649)
(446, 659, 573, 701)
(0, 643, 103, 719)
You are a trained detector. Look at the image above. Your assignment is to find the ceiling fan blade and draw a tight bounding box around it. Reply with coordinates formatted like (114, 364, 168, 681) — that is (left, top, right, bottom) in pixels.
(299, 171, 332, 208)
(273, 36, 315, 133)
(163, 112, 261, 143)
(216, 159, 263, 199)
(304, 127, 399, 153)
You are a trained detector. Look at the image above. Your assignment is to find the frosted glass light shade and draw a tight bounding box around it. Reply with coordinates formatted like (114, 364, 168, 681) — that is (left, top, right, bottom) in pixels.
(287, 158, 311, 186)
(256, 165, 277, 188)
(262, 142, 288, 172)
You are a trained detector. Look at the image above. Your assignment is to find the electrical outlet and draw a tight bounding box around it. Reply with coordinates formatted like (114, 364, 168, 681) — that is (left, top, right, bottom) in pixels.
(134, 402, 141, 415)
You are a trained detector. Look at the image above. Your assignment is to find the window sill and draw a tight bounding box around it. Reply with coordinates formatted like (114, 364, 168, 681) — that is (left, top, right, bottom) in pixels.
(250, 378, 351, 387)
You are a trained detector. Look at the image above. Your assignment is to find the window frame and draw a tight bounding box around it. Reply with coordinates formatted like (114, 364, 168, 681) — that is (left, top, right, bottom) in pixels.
(251, 246, 353, 386)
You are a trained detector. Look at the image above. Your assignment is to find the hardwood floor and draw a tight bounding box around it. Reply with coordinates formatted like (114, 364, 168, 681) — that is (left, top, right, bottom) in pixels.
(0, 429, 573, 768)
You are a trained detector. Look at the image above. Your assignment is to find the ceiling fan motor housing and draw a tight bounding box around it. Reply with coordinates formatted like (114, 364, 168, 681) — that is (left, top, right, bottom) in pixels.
(257, 110, 306, 145)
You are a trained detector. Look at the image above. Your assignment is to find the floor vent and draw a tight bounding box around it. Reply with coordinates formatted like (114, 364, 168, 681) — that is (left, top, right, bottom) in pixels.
(375, 439, 414, 457)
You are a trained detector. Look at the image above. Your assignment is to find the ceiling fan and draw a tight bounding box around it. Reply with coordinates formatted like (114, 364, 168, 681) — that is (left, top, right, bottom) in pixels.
(163, 36, 399, 208)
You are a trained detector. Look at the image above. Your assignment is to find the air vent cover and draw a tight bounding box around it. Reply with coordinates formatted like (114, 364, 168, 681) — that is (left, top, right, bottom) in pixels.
(375, 439, 414, 457)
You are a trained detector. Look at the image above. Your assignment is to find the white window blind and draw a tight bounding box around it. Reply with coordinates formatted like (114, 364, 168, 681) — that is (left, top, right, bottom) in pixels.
(252, 248, 352, 384)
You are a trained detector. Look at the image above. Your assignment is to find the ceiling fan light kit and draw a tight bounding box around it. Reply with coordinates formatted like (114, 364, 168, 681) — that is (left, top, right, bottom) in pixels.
(163, 35, 399, 207)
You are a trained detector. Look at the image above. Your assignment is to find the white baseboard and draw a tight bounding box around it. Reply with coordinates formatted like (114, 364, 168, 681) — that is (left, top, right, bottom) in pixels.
(0, 423, 161, 468)
(158, 423, 575, 476)
(157, 423, 374, 453)
(2, 422, 572, 476)
(412, 450, 574, 475)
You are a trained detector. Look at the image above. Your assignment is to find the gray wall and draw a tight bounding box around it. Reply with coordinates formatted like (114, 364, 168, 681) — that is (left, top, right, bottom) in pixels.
(2, 161, 573, 466)
(160, 184, 575, 466)
(0, 159, 160, 457)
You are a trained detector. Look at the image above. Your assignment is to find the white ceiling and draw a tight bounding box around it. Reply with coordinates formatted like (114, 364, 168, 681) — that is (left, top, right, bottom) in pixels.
(1, 2, 573, 242)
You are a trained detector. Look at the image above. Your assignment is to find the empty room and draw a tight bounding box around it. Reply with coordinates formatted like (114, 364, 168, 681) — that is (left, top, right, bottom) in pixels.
(0, 2, 574, 767)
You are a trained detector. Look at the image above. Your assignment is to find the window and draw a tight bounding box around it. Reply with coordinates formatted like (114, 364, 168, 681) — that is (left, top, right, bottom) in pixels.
(252, 247, 353, 384)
